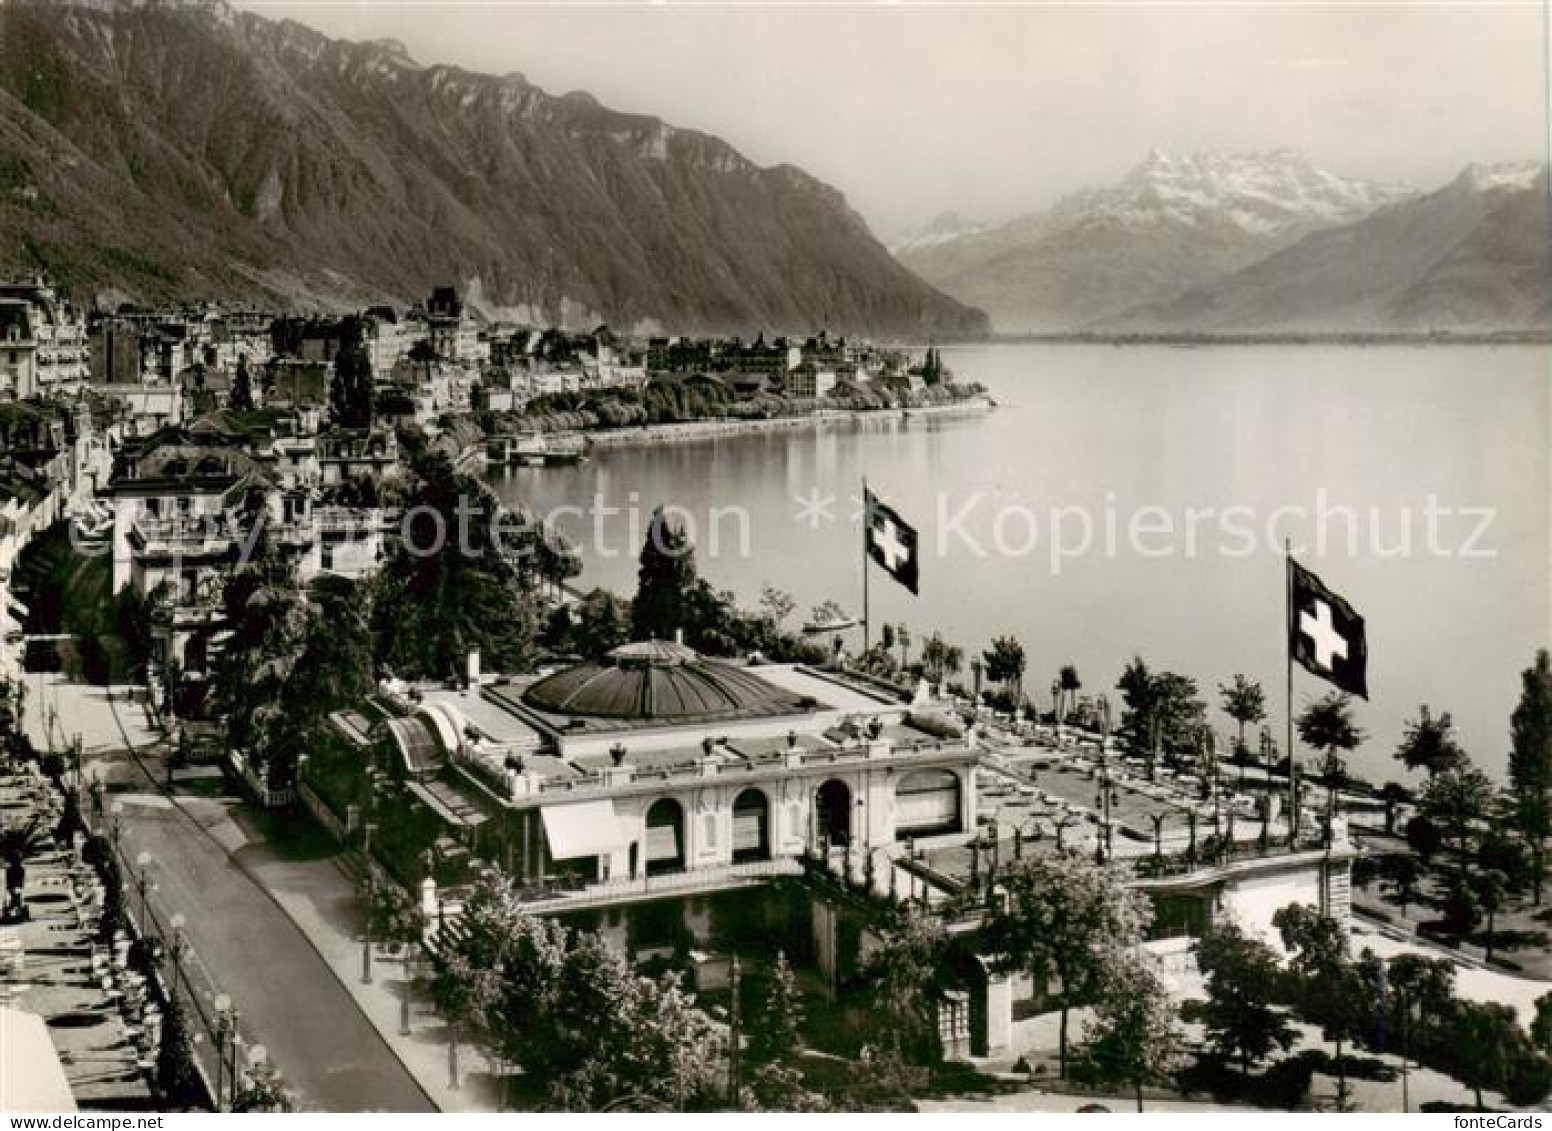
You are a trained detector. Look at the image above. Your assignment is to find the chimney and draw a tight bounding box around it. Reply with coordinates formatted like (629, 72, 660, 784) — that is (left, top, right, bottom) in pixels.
(466, 648, 481, 686)
(673, 627, 684, 646)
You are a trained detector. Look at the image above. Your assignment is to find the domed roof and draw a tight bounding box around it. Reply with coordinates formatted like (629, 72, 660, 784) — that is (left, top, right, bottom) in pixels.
(523, 640, 806, 722)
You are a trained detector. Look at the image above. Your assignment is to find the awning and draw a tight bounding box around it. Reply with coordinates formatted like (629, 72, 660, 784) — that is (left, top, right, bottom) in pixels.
(0, 1007, 77, 1112)
(542, 800, 628, 861)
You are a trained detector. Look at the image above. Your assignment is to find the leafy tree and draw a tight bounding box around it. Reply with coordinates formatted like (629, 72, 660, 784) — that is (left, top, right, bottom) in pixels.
(1273, 904, 1370, 1108)
(230, 354, 254, 411)
(1474, 869, 1509, 960)
(155, 999, 205, 1108)
(633, 506, 701, 642)
(1395, 705, 1467, 779)
(1388, 952, 1458, 1077)
(856, 909, 949, 1064)
(1059, 663, 1082, 718)
(1192, 920, 1296, 1075)
(1116, 659, 1207, 772)
(919, 632, 963, 686)
(1531, 992, 1552, 1055)
(983, 853, 1151, 1077)
(1509, 650, 1552, 903)
(1455, 1001, 1524, 1110)
(1441, 878, 1483, 935)
(1421, 767, 1495, 869)
(747, 950, 804, 1068)
(433, 871, 721, 1110)
(758, 584, 796, 629)
(568, 588, 631, 658)
(1073, 952, 1182, 1111)
(1406, 814, 1443, 865)
(1385, 854, 1424, 918)
(1296, 693, 1364, 824)
(370, 454, 541, 679)
(1218, 675, 1267, 766)
(981, 636, 1026, 706)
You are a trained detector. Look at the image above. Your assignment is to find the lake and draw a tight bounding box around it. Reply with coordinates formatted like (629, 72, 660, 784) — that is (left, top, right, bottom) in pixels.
(487, 343, 1550, 786)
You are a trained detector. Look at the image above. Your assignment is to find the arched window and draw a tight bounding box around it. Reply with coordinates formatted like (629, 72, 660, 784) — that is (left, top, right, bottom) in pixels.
(644, 798, 686, 876)
(732, 789, 770, 863)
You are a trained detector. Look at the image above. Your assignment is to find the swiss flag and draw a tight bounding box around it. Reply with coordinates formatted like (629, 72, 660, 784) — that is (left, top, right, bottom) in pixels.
(1289, 558, 1368, 699)
(865, 488, 919, 596)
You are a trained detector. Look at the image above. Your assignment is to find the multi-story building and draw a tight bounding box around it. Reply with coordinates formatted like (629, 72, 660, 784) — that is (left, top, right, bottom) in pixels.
(0, 302, 37, 398)
(0, 281, 88, 393)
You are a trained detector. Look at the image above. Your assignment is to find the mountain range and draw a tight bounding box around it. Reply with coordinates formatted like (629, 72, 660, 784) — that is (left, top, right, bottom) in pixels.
(0, 0, 986, 339)
(896, 151, 1549, 334)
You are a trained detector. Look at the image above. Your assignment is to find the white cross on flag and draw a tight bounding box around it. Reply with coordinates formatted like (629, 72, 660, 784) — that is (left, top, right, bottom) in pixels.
(1289, 558, 1368, 698)
(864, 488, 919, 595)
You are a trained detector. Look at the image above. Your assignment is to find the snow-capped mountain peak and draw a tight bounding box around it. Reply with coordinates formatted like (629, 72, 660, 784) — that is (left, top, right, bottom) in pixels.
(1053, 149, 1413, 237)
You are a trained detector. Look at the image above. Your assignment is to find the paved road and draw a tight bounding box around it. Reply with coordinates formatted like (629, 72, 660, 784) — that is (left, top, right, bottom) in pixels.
(108, 754, 434, 1112)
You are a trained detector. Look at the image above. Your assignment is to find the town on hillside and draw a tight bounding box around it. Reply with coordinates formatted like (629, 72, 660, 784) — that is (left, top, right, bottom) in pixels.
(0, 273, 1547, 1118)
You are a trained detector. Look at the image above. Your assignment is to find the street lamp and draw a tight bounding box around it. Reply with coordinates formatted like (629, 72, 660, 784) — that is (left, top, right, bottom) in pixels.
(168, 912, 187, 1002)
(213, 992, 237, 1111)
(134, 850, 153, 927)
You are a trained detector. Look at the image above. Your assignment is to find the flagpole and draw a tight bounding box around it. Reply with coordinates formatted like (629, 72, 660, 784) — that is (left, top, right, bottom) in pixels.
(861, 475, 871, 654)
(1285, 538, 1297, 844)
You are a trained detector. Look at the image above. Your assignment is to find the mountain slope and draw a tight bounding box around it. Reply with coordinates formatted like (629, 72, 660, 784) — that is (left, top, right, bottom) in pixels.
(896, 151, 1411, 332)
(0, 0, 985, 338)
(1110, 164, 1551, 332)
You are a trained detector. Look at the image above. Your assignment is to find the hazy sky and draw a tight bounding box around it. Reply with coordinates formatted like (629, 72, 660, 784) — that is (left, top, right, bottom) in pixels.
(237, 1, 1549, 235)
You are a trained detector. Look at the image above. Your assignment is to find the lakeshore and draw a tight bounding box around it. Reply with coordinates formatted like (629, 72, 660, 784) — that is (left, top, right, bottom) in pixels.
(578, 395, 994, 450)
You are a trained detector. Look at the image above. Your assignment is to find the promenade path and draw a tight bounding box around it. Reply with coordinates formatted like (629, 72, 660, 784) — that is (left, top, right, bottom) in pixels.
(22, 675, 436, 1113)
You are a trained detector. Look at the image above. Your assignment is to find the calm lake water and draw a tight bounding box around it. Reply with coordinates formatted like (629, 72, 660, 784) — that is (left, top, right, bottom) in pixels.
(488, 343, 1550, 786)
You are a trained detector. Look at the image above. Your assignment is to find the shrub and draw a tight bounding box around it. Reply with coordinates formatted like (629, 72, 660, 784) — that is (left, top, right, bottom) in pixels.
(1260, 1056, 1315, 1109)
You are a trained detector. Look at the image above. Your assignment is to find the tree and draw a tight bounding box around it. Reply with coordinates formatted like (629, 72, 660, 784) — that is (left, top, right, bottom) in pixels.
(155, 999, 205, 1108)
(856, 909, 949, 1064)
(1380, 781, 1411, 836)
(570, 588, 630, 659)
(747, 950, 804, 1068)
(1059, 664, 1082, 718)
(981, 637, 1026, 706)
(1273, 903, 1369, 1108)
(370, 454, 542, 680)
(983, 853, 1151, 1077)
(1218, 675, 1267, 767)
(230, 354, 255, 411)
(1420, 767, 1495, 869)
(1388, 952, 1458, 1093)
(633, 507, 700, 642)
(329, 315, 373, 429)
(1531, 992, 1552, 1055)
(1385, 853, 1424, 918)
(1296, 693, 1364, 824)
(1509, 650, 1552, 903)
(1192, 920, 1297, 1075)
(1474, 869, 1509, 960)
(1395, 705, 1467, 779)
(1073, 952, 1182, 1112)
(1116, 659, 1207, 772)
(1406, 814, 1443, 865)
(919, 632, 963, 686)
(1455, 1001, 1524, 1110)
(758, 584, 795, 629)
